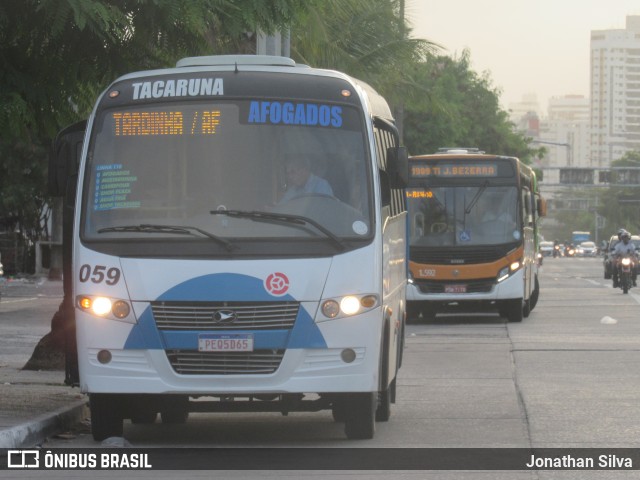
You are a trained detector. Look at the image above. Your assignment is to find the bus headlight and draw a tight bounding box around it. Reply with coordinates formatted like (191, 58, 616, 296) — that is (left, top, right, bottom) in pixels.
(77, 295, 134, 323)
(497, 261, 522, 283)
(320, 294, 379, 320)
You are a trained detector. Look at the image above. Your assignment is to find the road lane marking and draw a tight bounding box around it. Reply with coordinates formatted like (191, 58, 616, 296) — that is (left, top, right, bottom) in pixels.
(0, 297, 38, 304)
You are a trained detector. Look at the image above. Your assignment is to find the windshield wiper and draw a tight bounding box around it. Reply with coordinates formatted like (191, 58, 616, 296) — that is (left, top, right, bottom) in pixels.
(97, 224, 234, 251)
(210, 210, 346, 251)
(464, 181, 489, 214)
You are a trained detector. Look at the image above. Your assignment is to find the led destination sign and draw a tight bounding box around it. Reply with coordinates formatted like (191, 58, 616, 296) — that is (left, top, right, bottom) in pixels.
(410, 163, 498, 178)
(112, 110, 221, 136)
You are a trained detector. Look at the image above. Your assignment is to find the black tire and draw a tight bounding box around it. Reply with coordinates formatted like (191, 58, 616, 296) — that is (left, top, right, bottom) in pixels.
(344, 392, 376, 440)
(375, 378, 396, 422)
(530, 276, 540, 311)
(622, 272, 630, 294)
(406, 302, 422, 324)
(90, 394, 123, 441)
(504, 299, 523, 323)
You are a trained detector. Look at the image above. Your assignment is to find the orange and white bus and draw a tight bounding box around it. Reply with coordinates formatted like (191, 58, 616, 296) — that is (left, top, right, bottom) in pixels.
(406, 149, 545, 322)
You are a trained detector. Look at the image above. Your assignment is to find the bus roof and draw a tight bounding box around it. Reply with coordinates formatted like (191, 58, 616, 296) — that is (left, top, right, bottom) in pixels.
(410, 152, 517, 161)
(104, 55, 394, 122)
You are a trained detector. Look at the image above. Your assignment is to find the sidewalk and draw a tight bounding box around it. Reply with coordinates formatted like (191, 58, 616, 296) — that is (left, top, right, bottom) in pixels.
(0, 368, 88, 448)
(0, 275, 89, 448)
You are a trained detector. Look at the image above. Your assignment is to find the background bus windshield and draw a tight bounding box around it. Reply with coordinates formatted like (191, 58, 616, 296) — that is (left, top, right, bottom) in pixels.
(82, 101, 371, 248)
(408, 185, 520, 247)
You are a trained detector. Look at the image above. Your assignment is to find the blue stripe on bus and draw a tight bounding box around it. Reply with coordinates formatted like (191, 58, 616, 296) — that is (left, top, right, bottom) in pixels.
(123, 273, 327, 349)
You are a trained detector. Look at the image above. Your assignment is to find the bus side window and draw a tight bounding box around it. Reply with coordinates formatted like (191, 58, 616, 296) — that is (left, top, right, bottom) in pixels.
(522, 188, 533, 226)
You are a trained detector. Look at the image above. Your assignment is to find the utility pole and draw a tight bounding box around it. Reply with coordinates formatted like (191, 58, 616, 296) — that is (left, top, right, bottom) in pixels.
(256, 30, 290, 56)
(395, 0, 405, 142)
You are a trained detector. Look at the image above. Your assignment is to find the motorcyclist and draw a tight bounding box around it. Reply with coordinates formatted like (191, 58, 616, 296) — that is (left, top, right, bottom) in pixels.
(612, 231, 637, 287)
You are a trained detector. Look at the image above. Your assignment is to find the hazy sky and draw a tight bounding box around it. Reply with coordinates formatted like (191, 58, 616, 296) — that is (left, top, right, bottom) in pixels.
(405, 0, 640, 113)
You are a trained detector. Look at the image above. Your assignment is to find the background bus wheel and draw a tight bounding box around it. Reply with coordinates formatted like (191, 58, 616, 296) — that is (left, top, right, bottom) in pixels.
(406, 303, 422, 324)
(522, 299, 531, 318)
(344, 392, 376, 439)
(375, 378, 396, 422)
(90, 394, 123, 441)
(503, 299, 523, 323)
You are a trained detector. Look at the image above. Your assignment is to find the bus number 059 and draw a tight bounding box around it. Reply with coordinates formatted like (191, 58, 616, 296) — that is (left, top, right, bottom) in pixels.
(79, 264, 121, 285)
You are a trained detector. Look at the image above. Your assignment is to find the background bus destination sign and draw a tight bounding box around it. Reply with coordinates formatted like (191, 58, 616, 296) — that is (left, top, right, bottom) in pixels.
(410, 163, 498, 178)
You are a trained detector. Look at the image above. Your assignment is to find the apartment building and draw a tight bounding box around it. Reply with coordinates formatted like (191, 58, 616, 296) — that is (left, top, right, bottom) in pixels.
(539, 95, 590, 168)
(591, 15, 640, 167)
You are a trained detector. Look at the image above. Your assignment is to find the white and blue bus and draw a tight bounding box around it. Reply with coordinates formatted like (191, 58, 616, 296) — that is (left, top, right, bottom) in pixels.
(50, 55, 408, 440)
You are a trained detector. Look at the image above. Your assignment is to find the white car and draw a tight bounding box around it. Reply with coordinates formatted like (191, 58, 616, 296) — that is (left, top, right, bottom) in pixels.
(578, 241, 597, 257)
(539, 241, 554, 257)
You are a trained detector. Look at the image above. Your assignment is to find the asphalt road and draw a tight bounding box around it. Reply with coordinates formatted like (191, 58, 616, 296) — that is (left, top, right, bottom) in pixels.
(6, 258, 640, 479)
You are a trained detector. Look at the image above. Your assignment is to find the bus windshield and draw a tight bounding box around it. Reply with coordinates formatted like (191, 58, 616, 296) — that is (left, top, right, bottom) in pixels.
(407, 185, 520, 247)
(82, 101, 371, 250)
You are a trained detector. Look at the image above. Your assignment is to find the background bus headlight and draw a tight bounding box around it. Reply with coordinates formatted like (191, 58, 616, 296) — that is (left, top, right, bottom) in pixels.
(497, 261, 522, 283)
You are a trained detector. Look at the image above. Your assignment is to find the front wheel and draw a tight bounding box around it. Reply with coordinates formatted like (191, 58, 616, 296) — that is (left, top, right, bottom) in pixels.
(502, 299, 523, 323)
(622, 272, 630, 294)
(344, 392, 376, 440)
(375, 378, 396, 422)
(90, 394, 123, 441)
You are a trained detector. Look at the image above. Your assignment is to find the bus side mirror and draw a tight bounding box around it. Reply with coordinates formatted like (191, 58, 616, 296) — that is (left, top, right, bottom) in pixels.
(49, 121, 86, 197)
(386, 146, 408, 188)
(537, 197, 547, 217)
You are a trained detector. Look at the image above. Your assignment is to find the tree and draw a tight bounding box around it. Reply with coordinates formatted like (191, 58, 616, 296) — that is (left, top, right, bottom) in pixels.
(0, 0, 310, 270)
(597, 151, 640, 234)
(401, 50, 539, 162)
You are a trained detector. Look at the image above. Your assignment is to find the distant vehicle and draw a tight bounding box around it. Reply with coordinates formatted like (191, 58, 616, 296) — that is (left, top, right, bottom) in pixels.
(604, 234, 640, 279)
(405, 149, 546, 323)
(577, 241, 597, 257)
(572, 231, 591, 244)
(539, 241, 554, 257)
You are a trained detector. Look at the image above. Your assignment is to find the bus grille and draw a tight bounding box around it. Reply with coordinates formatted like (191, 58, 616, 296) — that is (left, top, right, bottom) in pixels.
(165, 349, 285, 375)
(151, 301, 299, 330)
(414, 279, 494, 294)
(410, 245, 514, 265)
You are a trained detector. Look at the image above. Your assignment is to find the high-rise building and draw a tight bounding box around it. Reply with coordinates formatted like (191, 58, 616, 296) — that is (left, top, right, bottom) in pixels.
(590, 15, 640, 167)
(539, 95, 590, 168)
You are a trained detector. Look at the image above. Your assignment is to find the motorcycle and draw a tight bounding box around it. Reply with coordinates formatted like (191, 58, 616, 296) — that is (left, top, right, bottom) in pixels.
(616, 255, 636, 294)
(553, 244, 562, 258)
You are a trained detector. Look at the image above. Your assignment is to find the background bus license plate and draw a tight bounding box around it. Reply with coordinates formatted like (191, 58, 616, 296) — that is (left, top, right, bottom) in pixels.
(198, 334, 254, 352)
(445, 284, 467, 293)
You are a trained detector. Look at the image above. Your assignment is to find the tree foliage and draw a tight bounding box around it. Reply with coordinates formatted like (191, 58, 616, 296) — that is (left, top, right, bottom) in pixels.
(597, 151, 640, 234)
(0, 0, 310, 252)
(402, 51, 540, 162)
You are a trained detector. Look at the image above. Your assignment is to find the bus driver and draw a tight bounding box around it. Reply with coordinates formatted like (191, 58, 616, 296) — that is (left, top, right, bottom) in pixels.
(279, 156, 333, 203)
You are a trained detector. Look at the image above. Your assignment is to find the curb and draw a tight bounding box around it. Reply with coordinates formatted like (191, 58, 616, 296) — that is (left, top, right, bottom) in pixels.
(0, 400, 88, 448)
